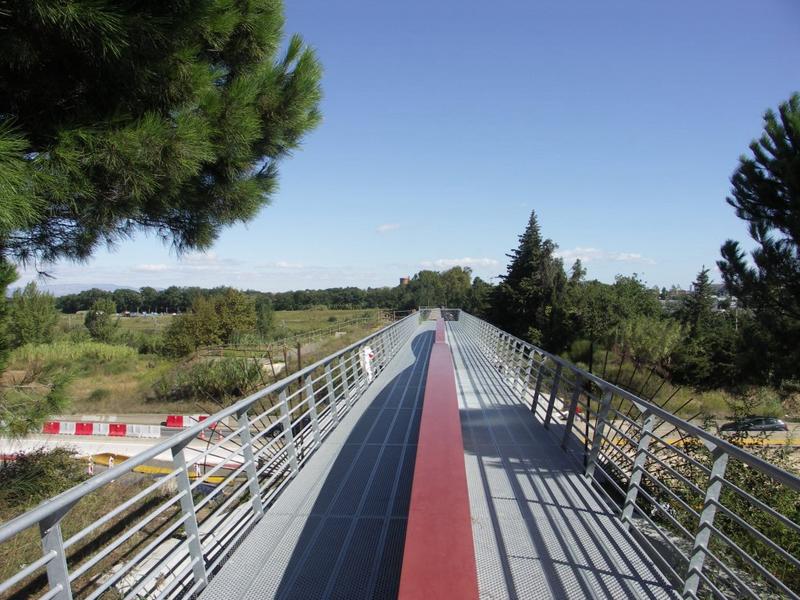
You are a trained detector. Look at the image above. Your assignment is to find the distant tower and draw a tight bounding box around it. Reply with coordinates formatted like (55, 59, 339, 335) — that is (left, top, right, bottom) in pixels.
(399, 276, 410, 287)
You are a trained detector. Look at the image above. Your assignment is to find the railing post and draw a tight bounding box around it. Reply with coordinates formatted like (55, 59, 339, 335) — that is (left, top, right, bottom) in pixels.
(237, 409, 264, 518)
(339, 355, 354, 408)
(495, 332, 505, 366)
(561, 375, 584, 449)
(621, 410, 655, 530)
(510, 341, 523, 389)
(40, 512, 73, 600)
(530, 359, 545, 415)
(585, 388, 614, 479)
(504, 336, 515, 374)
(521, 349, 533, 399)
(171, 442, 208, 588)
(543, 363, 563, 429)
(683, 446, 729, 597)
(304, 375, 321, 449)
(279, 388, 299, 475)
(325, 364, 339, 426)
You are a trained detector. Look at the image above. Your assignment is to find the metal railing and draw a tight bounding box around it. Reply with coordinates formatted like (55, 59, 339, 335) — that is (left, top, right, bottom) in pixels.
(0, 314, 418, 600)
(456, 310, 800, 600)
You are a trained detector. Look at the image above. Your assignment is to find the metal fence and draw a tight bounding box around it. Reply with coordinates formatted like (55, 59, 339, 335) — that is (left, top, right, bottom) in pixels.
(0, 313, 418, 600)
(457, 310, 800, 599)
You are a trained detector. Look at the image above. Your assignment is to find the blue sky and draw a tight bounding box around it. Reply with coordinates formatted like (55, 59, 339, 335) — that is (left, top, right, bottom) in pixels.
(19, 0, 800, 292)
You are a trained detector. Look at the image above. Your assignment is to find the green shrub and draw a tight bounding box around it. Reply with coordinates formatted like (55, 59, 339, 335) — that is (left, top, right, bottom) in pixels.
(84, 298, 118, 342)
(88, 388, 112, 403)
(0, 449, 88, 515)
(567, 339, 592, 364)
(153, 358, 265, 405)
(163, 290, 256, 356)
(11, 340, 136, 365)
(8, 282, 58, 347)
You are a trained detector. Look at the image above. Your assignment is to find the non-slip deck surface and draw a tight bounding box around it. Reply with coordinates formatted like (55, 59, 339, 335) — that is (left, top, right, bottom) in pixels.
(200, 324, 434, 600)
(448, 322, 678, 600)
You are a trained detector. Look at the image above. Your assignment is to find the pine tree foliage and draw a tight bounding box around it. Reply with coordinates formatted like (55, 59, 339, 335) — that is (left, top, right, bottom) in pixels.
(0, 0, 323, 263)
(680, 266, 715, 338)
(491, 210, 567, 347)
(718, 93, 800, 383)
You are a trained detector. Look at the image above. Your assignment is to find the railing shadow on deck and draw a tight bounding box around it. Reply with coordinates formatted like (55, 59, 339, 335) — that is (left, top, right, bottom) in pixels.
(454, 310, 800, 600)
(455, 345, 677, 600)
(267, 330, 434, 600)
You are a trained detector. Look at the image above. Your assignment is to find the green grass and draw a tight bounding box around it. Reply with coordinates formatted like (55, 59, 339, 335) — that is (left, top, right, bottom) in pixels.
(271, 309, 379, 336)
(10, 341, 137, 368)
(14, 310, 386, 416)
(572, 345, 796, 421)
(57, 312, 174, 335)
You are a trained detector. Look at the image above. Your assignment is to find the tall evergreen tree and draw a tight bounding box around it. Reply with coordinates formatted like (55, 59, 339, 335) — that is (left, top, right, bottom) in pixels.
(718, 93, 800, 383)
(491, 210, 567, 348)
(681, 267, 715, 339)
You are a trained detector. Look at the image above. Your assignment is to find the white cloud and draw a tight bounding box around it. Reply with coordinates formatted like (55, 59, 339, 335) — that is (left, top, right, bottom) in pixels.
(133, 264, 170, 272)
(419, 257, 501, 269)
(180, 251, 240, 269)
(555, 247, 656, 265)
(376, 223, 401, 234)
(273, 261, 305, 269)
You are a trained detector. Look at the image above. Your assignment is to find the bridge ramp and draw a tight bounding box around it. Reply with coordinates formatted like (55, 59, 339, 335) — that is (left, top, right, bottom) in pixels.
(200, 324, 434, 600)
(448, 322, 678, 600)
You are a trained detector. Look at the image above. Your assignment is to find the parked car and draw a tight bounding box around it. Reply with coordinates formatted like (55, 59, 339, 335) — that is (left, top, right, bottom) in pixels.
(719, 416, 788, 433)
(265, 415, 312, 438)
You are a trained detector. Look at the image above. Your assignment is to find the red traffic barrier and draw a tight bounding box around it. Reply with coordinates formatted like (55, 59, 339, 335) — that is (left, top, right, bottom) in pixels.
(108, 423, 127, 437)
(42, 421, 60, 434)
(165, 415, 184, 428)
(75, 422, 93, 435)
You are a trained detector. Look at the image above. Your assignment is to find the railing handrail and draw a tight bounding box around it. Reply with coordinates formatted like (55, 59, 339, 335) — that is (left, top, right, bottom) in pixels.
(459, 310, 800, 492)
(0, 312, 416, 544)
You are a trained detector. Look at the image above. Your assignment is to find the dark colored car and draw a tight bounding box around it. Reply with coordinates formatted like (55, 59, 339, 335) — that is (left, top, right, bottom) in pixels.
(265, 415, 312, 438)
(719, 416, 788, 433)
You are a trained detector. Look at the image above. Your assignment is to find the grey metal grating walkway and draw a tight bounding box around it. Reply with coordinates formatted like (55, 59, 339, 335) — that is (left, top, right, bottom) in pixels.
(200, 324, 434, 600)
(448, 321, 678, 600)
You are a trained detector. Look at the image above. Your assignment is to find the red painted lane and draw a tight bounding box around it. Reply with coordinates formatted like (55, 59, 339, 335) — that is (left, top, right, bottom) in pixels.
(399, 320, 478, 600)
(435, 318, 446, 343)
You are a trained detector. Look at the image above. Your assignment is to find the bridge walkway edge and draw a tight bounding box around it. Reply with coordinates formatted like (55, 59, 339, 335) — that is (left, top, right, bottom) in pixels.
(448, 321, 679, 600)
(199, 321, 435, 600)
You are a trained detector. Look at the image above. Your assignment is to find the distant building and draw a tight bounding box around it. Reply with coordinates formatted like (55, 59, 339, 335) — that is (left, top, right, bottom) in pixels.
(399, 276, 410, 286)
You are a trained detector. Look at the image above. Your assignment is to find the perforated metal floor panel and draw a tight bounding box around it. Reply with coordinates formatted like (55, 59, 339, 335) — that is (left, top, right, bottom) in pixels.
(200, 324, 434, 600)
(447, 322, 678, 600)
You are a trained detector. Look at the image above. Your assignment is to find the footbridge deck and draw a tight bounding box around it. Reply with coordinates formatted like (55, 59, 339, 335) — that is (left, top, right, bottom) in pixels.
(449, 321, 675, 599)
(200, 323, 434, 599)
(201, 319, 674, 599)
(1, 311, 799, 600)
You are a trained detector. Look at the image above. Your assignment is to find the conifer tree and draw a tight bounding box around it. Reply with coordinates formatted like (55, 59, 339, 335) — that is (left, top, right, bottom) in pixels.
(718, 93, 800, 383)
(491, 210, 567, 348)
(0, 1, 322, 264)
(681, 267, 715, 339)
